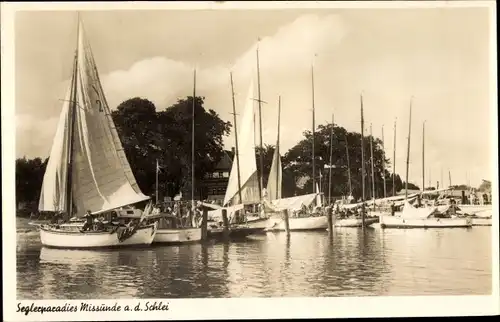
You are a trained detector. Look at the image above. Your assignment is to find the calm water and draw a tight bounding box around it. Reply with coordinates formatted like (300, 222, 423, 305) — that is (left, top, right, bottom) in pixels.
(16, 218, 492, 299)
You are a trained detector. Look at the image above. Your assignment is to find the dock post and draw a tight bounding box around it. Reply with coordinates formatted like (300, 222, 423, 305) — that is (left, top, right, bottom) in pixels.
(283, 209, 290, 235)
(222, 208, 230, 239)
(361, 202, 366, 228)
(201, 208, 208, 241)
(327, 206, 333, 234)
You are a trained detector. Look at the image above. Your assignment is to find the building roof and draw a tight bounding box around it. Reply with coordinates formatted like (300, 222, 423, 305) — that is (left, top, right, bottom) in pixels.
(214, 150, 233, 170)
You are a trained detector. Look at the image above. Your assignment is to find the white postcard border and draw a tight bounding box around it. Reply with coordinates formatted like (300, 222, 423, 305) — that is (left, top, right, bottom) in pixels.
(2, 1, 498, 321)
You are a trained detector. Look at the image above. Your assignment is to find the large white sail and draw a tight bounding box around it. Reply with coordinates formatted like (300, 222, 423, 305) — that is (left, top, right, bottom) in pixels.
(38, 84, 72, 212)
(266, 146, 282, 201)
(266, 99, 282, 202)
(223, 80, 260, 206)
(39, 21, 150, 216)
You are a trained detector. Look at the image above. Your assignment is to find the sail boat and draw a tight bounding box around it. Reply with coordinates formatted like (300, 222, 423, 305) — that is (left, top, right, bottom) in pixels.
(36, 17, 158, 248)
(205, 78, 266, 238)
(263, 64, 328, 232)
(379, 100, 472, 228)
(244, 96, 284, 230)
(334, 95, 377, 227)
(148, 71, 203, 244)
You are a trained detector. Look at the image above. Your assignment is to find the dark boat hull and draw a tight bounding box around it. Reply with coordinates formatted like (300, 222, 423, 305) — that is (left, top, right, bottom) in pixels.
(207, 226, 265, 240)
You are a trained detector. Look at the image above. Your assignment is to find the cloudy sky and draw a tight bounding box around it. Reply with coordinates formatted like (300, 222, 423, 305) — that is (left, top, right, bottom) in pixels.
(14, 5, 493, 187)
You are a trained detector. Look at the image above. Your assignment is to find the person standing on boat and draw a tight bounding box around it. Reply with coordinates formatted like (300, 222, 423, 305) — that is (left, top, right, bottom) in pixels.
(360, 202, 366, 218)
(81, 211, 94, 232)
(194, 203, 202, 227)
(416, 194, 422, 208)
(390, 202, 395, 216)
(152, 204, 161, 215)
(449, 198, 457, 217)
(483, 193, 488, 205)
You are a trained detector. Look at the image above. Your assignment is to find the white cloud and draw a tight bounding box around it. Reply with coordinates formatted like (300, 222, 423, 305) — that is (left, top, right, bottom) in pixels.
(16, 112, 60, 158)
(95, 13, 347, 156)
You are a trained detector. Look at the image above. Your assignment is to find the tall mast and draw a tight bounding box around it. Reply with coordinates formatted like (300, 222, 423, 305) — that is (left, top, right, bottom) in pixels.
(253, 112, 257, 153)
(275, 96, 281, 200)
(370, 123, 375, 205)
(382, 125, 387, 198)
(256, 40, 264, 200)
(230, 72, 243, 203)
(449, 170, 452, 187)
(328, 114, 334, 205)
(422, 121, 426, 192)
(65, 15, 80, 217)
(405, 97, 413, 200)
(345, 134, 352, 196)
(191, 68, 196, 207)
(311, 63, 316, 194)
(392, 118, 397, 196)
(360, 94, 365, 202)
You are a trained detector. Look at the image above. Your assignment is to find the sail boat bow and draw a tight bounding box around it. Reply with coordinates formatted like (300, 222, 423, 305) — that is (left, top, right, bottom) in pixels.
(37, 18, 158, 248)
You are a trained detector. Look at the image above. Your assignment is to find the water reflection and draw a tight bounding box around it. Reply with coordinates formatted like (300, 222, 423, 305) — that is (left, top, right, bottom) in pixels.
(378, 228, 491, 295)
(16, 224, 492, 299)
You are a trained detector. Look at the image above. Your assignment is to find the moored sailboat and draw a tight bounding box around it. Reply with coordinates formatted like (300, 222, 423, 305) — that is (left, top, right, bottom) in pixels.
(379, 99, 472, 229)
(207, 76, 266, 238)
(379, 201, 472, 228)
(37, 17, 158, 248)
(264, 64, 328, 232)
(333, 94, 376, 228)
(149, 69, 202, 245)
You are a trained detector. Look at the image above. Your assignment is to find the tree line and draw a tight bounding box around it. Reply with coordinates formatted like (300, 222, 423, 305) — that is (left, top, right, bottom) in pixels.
(16, 96, 420, 211)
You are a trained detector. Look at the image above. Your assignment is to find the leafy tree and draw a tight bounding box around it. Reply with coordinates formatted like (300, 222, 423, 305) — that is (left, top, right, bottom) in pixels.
(282, 123, 403, 200)
(16, 157, 48, 210)
(402, 182, 421, 191)
(111, 96, 231, 199)
(478, 180, 491, 192)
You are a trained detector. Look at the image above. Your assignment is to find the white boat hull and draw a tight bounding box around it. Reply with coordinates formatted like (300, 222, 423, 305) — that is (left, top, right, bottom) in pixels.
(471, 218, 492, 226)
(379, 216, 472, 228)
(334, 217, 378, 227)
(246, 217, 274, 230)
(458, 205, 492, 214)
(39, 223, 158, 248)
(266, 215, 328, 231)
(153, 228, 202, 244)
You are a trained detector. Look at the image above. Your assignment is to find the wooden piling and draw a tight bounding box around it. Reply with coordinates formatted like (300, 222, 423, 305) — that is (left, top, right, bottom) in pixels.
(327, 206, 333, 233)
(283, 209, 290, 235)
(222, 208, 230, 239)
(201, 208, 208, 241)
